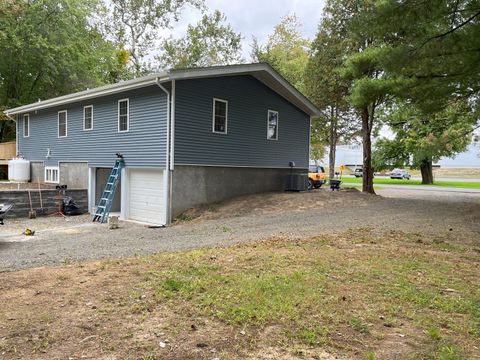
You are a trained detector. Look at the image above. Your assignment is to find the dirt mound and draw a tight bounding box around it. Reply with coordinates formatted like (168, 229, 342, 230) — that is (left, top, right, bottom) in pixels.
(177, 188, 375, 222)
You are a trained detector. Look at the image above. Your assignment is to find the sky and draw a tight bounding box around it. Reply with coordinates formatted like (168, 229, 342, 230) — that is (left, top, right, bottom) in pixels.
(166, 0, 326, 59)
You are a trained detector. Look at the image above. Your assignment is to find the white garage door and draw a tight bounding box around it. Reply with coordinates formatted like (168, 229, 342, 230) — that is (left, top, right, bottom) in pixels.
(129, 169, 165, 225)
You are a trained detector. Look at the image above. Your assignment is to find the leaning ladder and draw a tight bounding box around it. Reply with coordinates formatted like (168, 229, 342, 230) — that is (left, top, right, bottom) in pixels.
(92, 158, 125, 223)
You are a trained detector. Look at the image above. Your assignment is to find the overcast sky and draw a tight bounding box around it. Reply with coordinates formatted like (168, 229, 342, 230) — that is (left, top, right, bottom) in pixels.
(167, 0, 326, 59)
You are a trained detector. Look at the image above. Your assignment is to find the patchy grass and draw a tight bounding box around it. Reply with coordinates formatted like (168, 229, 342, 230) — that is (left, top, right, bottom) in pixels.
(0, 229, 479, 359)
(343, 177, 480, 189)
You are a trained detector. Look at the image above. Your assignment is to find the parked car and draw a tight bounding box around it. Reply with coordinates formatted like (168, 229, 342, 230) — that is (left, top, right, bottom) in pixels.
(390, 168, 411, 180)
(308, 165, 326, 189)
(353, 168, 363, 177)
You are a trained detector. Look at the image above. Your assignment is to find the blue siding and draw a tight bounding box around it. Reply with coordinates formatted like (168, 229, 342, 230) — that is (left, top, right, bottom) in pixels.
(174, 75, 310, 168)
(17, 86, 168, 168)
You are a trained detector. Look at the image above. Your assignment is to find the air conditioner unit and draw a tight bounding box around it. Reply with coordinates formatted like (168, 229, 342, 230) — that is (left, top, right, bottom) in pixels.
(285, 174, 308, 191)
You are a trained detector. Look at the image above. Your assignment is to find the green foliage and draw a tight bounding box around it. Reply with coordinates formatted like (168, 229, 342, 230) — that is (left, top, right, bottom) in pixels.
(252, 15, 309, 93)
(372, 138, 409, 171)
(157, 10, 242, 69)
(374, 100, 478, 172)
(109, 0, 204, 74)
(355, 0, 480, 114)
(0, 0, 122, 109)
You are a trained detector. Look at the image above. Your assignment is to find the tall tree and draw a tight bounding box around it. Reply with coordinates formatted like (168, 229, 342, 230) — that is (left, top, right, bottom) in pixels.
(305, 0, 360, 180)
(110, 0, 204, 75)
(345, 0, 480, 186)
(0, 0, 122, 142)
(251, 14, 310, 93)
(157, 10, 242, 69)
(374, 100, 479, 183)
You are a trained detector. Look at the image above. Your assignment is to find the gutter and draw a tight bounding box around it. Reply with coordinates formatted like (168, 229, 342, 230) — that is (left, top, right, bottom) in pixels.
(5, 74, 168, 116)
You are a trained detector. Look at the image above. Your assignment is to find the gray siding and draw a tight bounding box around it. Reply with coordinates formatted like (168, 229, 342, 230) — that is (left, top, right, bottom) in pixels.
(174, 75, 310, 168)
(17, 85, 168, 168)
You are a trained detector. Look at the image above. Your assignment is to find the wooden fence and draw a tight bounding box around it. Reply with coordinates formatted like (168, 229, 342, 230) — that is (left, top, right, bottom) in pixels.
(0, 141, 16, 161)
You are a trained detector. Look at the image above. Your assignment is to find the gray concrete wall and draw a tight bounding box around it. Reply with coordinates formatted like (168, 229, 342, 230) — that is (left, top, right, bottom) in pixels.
(171, 165, 306, 217)
(60, 162, 88, 189)
(30, 161, 44, 183)
(95, 168, 121, 212)
(0, 189, 87, 219)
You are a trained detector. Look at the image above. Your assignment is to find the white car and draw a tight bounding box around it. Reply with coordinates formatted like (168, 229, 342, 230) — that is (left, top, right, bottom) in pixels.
(390, 169, 411, 180)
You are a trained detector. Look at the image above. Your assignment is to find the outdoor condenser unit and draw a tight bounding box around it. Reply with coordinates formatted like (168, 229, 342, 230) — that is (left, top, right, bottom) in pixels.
(285, 161, 308, 191)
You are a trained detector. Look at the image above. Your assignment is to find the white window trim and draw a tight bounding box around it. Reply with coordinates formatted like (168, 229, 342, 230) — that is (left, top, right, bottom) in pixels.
(58, 110, 68, 138)
(45, 166, 60, 183)
(267, 109, 279, 141)
(212, 98, 228, 134)
(118, 98, 130, 133)
(83, 105, 93, 131)
(23, 114, 29, 138)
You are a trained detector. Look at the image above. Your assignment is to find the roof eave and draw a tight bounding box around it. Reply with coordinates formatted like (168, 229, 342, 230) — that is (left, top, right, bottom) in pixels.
(5, 73, 169, 116)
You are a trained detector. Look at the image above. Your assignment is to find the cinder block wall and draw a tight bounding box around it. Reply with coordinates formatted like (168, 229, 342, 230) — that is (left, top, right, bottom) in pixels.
(0, 189, 88, 219)
(171, 165, 306, 218)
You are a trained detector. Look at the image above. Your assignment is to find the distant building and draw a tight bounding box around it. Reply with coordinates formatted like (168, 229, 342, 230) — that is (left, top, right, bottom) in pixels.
(317, 136, 480, 169)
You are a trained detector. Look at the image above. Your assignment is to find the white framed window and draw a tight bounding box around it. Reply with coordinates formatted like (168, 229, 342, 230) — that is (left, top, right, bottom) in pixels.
(267, 110, 279, 140)
(45, 166, 59, 183)
(83, 105, 93, 131)
(23, 114, 29, 138)
(118, 98, 129, 132)
(212, 98, 228, 134)
(58, 110, 67, 137)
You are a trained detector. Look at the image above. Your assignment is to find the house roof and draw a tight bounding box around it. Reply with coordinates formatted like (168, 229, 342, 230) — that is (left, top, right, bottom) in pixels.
(5, 63, 321, 117)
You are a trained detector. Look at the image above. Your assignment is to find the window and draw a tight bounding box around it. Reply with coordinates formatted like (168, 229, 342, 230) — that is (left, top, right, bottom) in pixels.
(267, 110, 278, 140)
(118, 99, 129, 132)
(45, 166, 59, 183)
(23, 114, 29, 137)
(212, 98, 228, 134)
(58, 110, 67, 137)
(83, 105, 93, 130)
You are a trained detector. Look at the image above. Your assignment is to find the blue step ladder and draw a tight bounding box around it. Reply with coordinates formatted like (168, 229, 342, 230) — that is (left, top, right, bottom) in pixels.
(92, 155, 125, 223)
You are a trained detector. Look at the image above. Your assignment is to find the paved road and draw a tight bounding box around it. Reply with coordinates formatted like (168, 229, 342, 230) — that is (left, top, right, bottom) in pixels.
(0, 188, 479, 271)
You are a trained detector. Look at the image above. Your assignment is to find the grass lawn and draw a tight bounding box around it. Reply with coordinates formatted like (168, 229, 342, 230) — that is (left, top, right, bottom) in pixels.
(341, 177, 480, 189)
(1, 229, 479, 359)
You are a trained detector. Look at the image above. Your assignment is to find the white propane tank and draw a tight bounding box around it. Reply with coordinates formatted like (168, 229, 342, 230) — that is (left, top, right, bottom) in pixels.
(8, 157, 31, 182)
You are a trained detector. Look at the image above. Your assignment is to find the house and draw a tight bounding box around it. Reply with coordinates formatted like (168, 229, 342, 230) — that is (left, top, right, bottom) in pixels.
(5, 63, 320, 225)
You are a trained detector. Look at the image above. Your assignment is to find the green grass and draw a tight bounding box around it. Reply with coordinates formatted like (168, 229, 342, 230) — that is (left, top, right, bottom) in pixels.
(342, 177, 480, 189)
(137, 230, 480, 358)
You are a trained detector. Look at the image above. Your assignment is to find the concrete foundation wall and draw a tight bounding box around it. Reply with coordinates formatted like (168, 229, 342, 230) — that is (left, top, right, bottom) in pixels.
(60, 162, 88, 189)
(30, 162, 44, 183)
(0, 189, 88, 219)
(171, 165, 306, 217)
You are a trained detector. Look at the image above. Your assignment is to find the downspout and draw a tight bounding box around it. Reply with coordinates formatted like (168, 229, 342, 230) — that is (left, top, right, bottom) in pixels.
(156, 78, 172, 224)
(170, 80, 175, 171)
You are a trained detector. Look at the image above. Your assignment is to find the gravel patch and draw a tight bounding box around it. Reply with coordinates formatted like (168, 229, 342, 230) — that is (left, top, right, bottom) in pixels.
(0, 188, 479, 271)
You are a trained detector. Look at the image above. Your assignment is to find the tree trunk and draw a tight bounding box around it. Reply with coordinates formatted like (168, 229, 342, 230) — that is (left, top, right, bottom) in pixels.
(420, 158, 434, 184)
(328, 107, 337, 180)
(361, 106, 375, 194)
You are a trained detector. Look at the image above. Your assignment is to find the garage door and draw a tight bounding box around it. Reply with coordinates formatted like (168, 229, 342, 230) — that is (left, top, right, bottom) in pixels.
(129, 169, 165, 225)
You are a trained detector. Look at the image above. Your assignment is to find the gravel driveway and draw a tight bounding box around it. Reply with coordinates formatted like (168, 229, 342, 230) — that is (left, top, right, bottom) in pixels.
(1, 188, 479, 271)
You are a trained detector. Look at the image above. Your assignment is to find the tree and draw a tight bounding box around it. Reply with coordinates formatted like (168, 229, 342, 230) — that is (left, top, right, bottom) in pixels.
(157, 10, 242, 69)
(347, 0, 480, 185)
(305, 0, 361, 180)
(0, 0, 122, 142)
(109, 0, 204, 75)
(374, 100, 479, 184)
(356, 0, 480, 115)
(251, 14, 310, 93)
